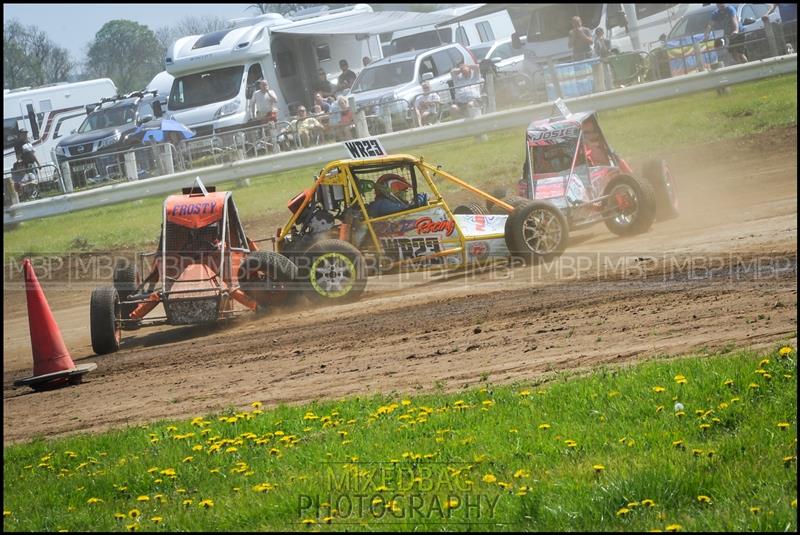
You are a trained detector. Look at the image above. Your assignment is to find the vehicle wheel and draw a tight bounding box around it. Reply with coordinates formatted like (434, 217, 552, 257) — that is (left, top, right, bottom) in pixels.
(489, 195, 529, 215)
(603, 174, 657, 236)
(504, 200, 569, 263)
(113, 260, 137, 319)
(238, 251, 298, 310)
(452, 202, 486, 215)
(90, 287, 121, 355)
(484, 186, 508, 212)
(302, 239, 367, 304)
(642, 159, 679, 221)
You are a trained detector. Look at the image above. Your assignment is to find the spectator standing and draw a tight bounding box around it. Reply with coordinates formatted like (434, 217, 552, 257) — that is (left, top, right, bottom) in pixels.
(249, 79, 278, 122)
(336, 96, 354, 140)
(767, 3, 797, 51)
(312, 69, 335, 99)
(593, 27, 614, 88)
(450, 62, 482, 118)
(414, 81, 441, 126)
(706, 3, 748, 64)
(568, 16, 593, 61)
(336, 59, 357, 94)
(362, 56, 372, 67)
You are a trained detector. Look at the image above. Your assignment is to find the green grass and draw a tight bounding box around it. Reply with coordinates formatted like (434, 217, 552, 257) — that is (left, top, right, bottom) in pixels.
(3, 73, 797, 261)
(3, 345, 797, 531)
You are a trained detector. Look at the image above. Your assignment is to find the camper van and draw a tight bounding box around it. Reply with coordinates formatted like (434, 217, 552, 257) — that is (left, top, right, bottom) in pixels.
(389, 5, 516, 54)
(3, 78, 118, 173)
(523, 4, 702, 64)
(164, 4, 382, 136)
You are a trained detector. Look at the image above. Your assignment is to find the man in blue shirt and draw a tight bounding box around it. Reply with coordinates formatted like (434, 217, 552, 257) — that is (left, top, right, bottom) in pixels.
(707, 3, 748, 63)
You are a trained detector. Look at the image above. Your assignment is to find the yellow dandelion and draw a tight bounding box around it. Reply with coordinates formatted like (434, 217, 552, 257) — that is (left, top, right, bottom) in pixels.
(723, 379, 734, 387)
(251, 401, 262, 408)
(154, 494, 165, 503)
(182, 499, 193, 507)
(86, 497, 103, 505)
(616, 507, 630, 517)
(114, 513, 126, 520)
(675, 411, 686, 418)
(538, 423, 551, 430)
(748, 383, 759, 389)
(697, 495, 712, 504)
(593, 464, 605, 473)
(128, 509, 141, 519)
(665, 524, 682, 532)
(301, 518, 316, 525)
(136, 495, 149, 502)
(401, 399, 412, 406)
(777, 422, 790, 430)
(750, 506, 761, 514)
(778, 346, 793, 357)
(565, 439, 578, 448)
(4, 511, 11, 518)
(674, 374, 687, 384)
(652, 386, 666, 393)
(482, 474, 497, 484)
(150, 516, 163, 524)
(791, 498, 797, 508)
(199, 499, 214, 509)
(656, 405, 664, 413)
(783, 455, 796, 465)
(699, 423, 711, 430)
(672, 440, 685, 449)
(627, 501, 640, 508)
(126, 523, 139, 532)
(692, 449, 703, 457)
(642, 499, 656, 507)
(322, 516, 334, 524)
(513, 469, 530, 478)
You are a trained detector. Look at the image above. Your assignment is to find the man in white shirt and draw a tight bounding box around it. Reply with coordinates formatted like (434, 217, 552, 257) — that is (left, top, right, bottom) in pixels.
(450, 62, 482, 118)
(249, 79, 278, 122)
(414, 81, 441, 126)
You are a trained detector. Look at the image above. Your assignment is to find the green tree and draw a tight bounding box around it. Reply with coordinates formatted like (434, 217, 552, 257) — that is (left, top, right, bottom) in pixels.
(86, 19, 162, 93)
(155, 15, 231, 57)
(3, 19, 74, 89)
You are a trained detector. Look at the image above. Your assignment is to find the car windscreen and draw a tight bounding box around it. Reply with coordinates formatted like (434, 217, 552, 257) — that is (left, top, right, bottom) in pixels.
(668, 11, 715, 40)
(168, 65, 244, 111)
(77, 105, 136, 133)
(469, 43, 493, 60)
(351, 61, 415, 93)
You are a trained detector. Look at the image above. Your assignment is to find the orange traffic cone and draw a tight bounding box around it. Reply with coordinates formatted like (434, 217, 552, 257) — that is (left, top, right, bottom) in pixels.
(13, 259, 96, 391)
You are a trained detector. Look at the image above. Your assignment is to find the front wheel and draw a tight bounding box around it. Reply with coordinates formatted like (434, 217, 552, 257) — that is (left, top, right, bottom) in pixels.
(603, 174, 657, 236)
(504, 200, 569, 263)
(90, 287, 121, 355)
(302, 239, 367, 305)
(642, 159, 679, 221)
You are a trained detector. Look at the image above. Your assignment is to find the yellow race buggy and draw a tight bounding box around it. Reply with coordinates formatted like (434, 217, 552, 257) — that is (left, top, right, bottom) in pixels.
(274, 148, 570, 304)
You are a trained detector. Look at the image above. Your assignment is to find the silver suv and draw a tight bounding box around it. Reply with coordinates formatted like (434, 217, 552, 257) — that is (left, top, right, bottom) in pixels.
(348, 43, 479, 124)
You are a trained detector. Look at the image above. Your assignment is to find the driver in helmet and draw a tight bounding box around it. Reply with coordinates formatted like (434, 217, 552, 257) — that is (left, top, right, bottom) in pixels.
(367, 173, 414, 217)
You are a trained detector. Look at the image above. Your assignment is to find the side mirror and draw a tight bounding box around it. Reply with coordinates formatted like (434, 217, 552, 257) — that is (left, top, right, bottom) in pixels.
(138, 116, 153, 125)
(421, 72, 434, 81)
(490, 56, 502, 64)
(511, 32, 526, 49)
(742, 17, 756, 26)
(70, 129, 77, 134)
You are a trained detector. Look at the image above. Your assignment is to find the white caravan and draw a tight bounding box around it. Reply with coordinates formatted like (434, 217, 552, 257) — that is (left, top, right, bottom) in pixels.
(3, 78, 117, 172)
(164, 4, 382, 135)
(390, 5, 516, 54)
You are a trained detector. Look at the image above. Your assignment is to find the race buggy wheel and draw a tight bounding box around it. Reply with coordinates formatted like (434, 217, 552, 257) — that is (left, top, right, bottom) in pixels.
(643, 159, 679, 221)
(452, 203, 486, 215)
(303, 239, 367, 304)
(90, 286, 121, 355)
(504, 200, 569, 263)
(603, 174, 657, 236)
(113, 260, 137, 320)
(238, 251, 299, 310)
(489, 195, 531, 215)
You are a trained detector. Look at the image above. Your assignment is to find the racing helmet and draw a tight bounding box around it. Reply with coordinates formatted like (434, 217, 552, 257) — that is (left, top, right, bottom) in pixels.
(375, 173, 411, 204)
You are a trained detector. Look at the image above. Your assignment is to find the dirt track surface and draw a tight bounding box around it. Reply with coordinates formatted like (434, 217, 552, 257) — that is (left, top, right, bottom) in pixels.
(3, 127, 797, 444)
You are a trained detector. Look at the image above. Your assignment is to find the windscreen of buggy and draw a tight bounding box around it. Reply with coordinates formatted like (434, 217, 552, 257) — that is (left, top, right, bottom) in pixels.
(169, 65, 245, 111)
(530, 141, 584, 175)
(351, 61, 415, 93)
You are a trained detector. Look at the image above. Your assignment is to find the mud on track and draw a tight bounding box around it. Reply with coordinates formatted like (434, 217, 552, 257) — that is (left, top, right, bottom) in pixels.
(3, 127, 797, 444)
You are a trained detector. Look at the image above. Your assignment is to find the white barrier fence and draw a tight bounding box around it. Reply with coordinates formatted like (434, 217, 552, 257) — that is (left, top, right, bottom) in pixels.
(4, 54, 796, 226)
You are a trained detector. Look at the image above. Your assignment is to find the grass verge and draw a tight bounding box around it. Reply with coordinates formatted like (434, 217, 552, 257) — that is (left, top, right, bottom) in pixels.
(3, 73, 797, 261)
(3, 345, 797, 531)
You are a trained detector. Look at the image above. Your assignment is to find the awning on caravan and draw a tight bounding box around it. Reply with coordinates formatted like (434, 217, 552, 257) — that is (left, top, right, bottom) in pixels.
(270, 9, 480, 36)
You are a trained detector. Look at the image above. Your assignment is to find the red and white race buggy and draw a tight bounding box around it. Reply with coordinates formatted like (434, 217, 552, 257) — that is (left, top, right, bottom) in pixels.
(492, 102, 679, 239)
(89, 182, 297, 355)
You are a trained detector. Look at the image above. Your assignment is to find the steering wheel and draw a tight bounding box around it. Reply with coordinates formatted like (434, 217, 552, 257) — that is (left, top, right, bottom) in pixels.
(356, 179, 374, 195)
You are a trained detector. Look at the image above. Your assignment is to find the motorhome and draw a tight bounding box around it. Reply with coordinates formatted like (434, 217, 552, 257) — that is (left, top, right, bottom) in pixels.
(523, 4, 702, 64)
(389, 5, 516, 54)
(164, 4, 383, 136)
(3, 78, 117, 173)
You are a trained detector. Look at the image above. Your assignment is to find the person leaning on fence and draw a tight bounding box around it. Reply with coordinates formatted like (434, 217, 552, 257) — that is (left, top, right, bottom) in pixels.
(334, 96, 354, 141)
(706, 3, 748, 64)
(415, 81, 441, 126)
(594, 27, 614, 87)
(249, 79, 278, 123)
(450, 62, 482, 118)
(292, 106, 325, 147)
(569, 16, 594, 61)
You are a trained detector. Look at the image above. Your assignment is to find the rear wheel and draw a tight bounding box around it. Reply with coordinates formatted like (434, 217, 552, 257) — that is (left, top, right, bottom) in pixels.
(643, 159, 679, 221)
(504, 200, 569, 263)
(452, 202, 486, 215)
(238, 251, 298, 310)
(302, 239, 367, 305)
(90, 287, 121, 355)
(603, 175, 657, 236)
